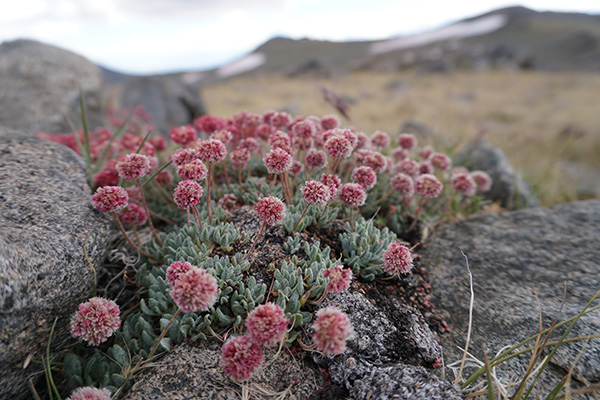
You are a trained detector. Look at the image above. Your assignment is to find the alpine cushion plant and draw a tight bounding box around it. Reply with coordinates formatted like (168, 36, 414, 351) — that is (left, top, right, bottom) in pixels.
(44, 105, 502, 398)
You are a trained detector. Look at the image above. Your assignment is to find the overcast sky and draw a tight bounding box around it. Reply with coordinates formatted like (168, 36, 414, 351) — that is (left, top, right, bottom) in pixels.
(1, 0, 599, 74)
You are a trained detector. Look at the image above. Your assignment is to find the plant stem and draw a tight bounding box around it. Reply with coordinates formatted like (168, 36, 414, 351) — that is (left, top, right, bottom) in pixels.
(244, 222, 266, 261)
(135, 178, 162, 246)
(206, 162, 213, 223)
(147, 309, 181, 362)
(349, 207, 354, 231)
(112, 212, 155, 259)
(223, 160, 231, 189)
(293, 204, 310, 232)
(191, 206, 203, 230)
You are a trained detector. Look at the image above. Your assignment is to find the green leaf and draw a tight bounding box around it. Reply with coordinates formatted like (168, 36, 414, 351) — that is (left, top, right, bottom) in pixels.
(109, 345, 129, 369)
(63, 353, 82, 377)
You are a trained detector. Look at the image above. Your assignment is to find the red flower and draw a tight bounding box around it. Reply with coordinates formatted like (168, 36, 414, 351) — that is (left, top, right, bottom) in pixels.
(220, 335, 263, 381)
(382, 243, 413, 275)
(470, 170, 492, 193)
(397, 133, 417, 150)
(323, 265, 352, 294)
(115, 153, 151, 181)
(92, 186, 129, 213)
(173, 180, 203, 209)
(67, 387, 111, 400)
(168, 125, 197, 146)
(254, 196, 286, 226)
(301, 180, 331, 206)
(70, 297, 121, 346)
(351, 166, 377, 190)
(165, 261, 193, 286)
(371, 131, 391, 149)
(451, 173, 477, 197)
(245, 303, 289, 348)
(415, 174, 443, 198)
(391, 173, 415, 198)
(119, 203, 147, 226)
(338, 183, 367, 207)
(430, 152, 452, 171)
(311, 307, 354, 356)
(263, 148, 293, 174)
(177, 160, 208, 181)
(170, 267, 218, 312)
(197, 139, 227, 163)
(305, 149, 328, 169)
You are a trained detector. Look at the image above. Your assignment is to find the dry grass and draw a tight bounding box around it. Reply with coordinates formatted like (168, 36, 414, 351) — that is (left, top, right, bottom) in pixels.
(202, 70, 600, 206)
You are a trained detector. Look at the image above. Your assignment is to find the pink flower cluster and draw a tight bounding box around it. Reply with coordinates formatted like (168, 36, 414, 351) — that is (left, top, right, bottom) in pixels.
(338, 183, 367, 207)
(311, 306, 354, 356)
(415, 174, 443, 198)
(168, 125, 197, 146)
(173, 180, 203, 209)
(382, 243, 413, 275)
(165, 261, 193, 286)
(220, 335, 263, 381)
(196, 139, 228, 163)
(323, 265, 352, 294)
(301, 180, 331, 206)
(92, 186, 129, 213)
(119, 203, 147, 226)
(254, 196, 286, 226)
(351, 166, 377, 190)
(177, 159, 208, 181)
(116, 153, 151, 181)
(245, 303, 289, 347)
(170, 266, 218, 312)
(67, 387, 111, 400)
(70, 297, 121, 346)
(263, 148, 293, 174)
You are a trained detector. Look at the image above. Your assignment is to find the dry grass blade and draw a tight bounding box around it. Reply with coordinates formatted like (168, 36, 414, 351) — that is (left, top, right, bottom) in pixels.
(455, 251, 475, 386)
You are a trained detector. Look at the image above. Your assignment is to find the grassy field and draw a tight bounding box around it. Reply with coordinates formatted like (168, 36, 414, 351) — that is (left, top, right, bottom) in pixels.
(202, 70, 600, 206)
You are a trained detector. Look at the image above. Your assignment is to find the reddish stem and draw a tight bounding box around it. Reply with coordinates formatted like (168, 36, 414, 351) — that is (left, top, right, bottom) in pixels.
(293, 204, 310, 232)
(191, 205, 204, 230)
(244, 221, 266, 261)
(206, 162, 213, 224)
(136, 178, 163, 246)
(112, 212, 155, 259)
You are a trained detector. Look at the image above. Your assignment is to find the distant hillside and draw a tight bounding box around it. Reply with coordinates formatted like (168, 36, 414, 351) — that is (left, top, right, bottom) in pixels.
(105, 5, 600, 84)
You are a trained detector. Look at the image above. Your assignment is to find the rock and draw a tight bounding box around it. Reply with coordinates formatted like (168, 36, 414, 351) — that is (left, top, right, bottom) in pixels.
(422, 201, 600, 398)
(119, 76, 207, 134)
(0, 132, 113, 399)
(0, 39, 105, 134)
(313, 287, 464, 399)
(456, 139, 538, 209)
(125, 340, 324, 399)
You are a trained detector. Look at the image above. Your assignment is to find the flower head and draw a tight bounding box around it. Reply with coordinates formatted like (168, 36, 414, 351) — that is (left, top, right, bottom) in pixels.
(470, 170, 492, 193)
(263, 148, 293, 174)
(391, 173, 415, 198)
(67, 387, 111, 400)
(116, 153, 151, 181)
(254, 196, 286, 226)
(170, 267, 218, 312)
(230, 147, 250, 169)
(92, 186, 129, 213)
(210, 129, 233, 144)
(305, 149, 328, 169)
(301, 180, 331, 206)
(320, 174, 342, 198)
(239, 138, 260, 153)
(311, 306, 354, 356)
(418, 145, 434, 160)
(415, 174, 443, 198)
(270, 111, 292, 129)
(419, 161, 435, 175)
(323, 265, 352, 294)
(70, 297, 121, 346)
(197, 139, 228, 163)
(351, 166, 377, 190)
(171, 148, 200, 167)
(451, 173, 477, 197)
(194, 115, 226, 134)
(119, 203, 147, 226)
(155, 170, 173, 186)
(394, 159, 420, 177)
(291, 119, 317, 138)
(338, 183, 367, 207)
(324, 136, 352, 159)
(93, 168, 119, 188)
(397, 133, 417, 150)
(220, 335, 263, 381)
(371, 131, 390, 149)
(391, 147, 409, 162)
(245, 303, 289, 347)
(165, 261, 193, 286)
(173, 180, 203, 209)
(177, 159, 208, 181)
(382, 243, 413, 275)
(149, 136, 167, 152)
(168, 125, 197, 146)
(356, 149, 387, 174)
(268, 130, 292, 150)
(321, 115, 340, 130)
(430, 152, 452, 171)
(289, 160, 304, 175)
